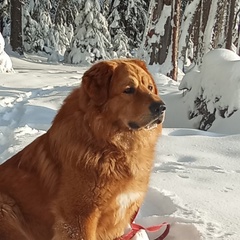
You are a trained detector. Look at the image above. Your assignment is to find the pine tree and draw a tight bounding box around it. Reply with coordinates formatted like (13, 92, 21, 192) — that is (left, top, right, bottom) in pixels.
(112, 29, 130, 57)
(54, 0, 80, 27)
(66, 0, 113, 64)
(226, 0, 236, 50)
(22, 0, 55, 53)
(54, 0, 81, 55)
(0, 0, 10, 36)
(101, 0, 111, 17)
(49, 0, 60, 23)
(108, 0, 148, 56)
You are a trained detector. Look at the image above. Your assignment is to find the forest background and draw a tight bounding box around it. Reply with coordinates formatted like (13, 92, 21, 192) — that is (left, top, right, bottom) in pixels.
(1, 0, 239, 81)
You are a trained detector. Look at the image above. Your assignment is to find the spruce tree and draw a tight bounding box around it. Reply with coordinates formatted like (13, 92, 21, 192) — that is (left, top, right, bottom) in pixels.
(22, 0, 55, 53)
(108, 0, 148, 55)
(54, 0, 81, 55)
(0, 0, 10, 36)
(66, 0, 113, 64)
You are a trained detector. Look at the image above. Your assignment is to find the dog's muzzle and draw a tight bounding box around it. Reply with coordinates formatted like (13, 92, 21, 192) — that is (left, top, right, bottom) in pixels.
(149, 101, 166, 117)
(143, 101, 166, 130)
(128, 101, 166, 130)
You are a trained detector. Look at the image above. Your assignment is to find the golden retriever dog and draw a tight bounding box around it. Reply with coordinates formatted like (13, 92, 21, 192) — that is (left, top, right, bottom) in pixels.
(0, 59, 166, 240)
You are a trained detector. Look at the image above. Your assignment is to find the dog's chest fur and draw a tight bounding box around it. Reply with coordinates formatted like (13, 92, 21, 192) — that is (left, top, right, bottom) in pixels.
(115, 191, 143, 222)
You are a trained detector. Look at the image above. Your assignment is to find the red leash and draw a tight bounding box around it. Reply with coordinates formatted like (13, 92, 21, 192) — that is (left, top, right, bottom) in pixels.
(117, 212, 170, 240)
(118, 222, 170, 240)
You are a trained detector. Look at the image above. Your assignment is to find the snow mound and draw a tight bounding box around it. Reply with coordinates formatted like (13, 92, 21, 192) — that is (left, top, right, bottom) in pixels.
(179, 49, 240, 132)
(47, 51, 64, 63)
(136, 187, 201, 240)
(0, 33, 13, 73)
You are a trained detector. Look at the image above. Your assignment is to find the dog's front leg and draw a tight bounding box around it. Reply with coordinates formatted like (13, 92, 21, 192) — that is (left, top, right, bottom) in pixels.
(52, 214, 99, 240)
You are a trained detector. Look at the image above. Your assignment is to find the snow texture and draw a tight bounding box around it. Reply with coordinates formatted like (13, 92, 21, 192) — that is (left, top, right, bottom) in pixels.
(0, 33, 13, 72)
(179, 48, 240, 132)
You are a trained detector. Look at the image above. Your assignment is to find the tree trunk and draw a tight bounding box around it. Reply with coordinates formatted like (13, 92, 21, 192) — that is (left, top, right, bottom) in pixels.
(201, 0, 211, 33)
(10, 0, 23, 54)
(213, 0, 227, 48)
(178, 0, 201, 70)
(197, 0, 211, 64)
(147, 0, 164, 65)
(147, 0, 172, 65)
(192, 1, 201, 63)
(224, 1, 230, 41)
(192, 0, 212, 65)
(226, 0, 236, 50)
(170, 0, 180, 81)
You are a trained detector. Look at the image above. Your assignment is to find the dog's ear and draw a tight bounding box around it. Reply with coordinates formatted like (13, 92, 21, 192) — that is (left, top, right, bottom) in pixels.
(127, 59, 148, 72)
(128, 59, 158, 94)
(82, 61, 115, 105)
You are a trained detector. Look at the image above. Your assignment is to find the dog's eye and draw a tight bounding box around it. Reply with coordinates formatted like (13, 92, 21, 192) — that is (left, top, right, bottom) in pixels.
(123, 87, 135, 94)
(148, 85, 153, 91)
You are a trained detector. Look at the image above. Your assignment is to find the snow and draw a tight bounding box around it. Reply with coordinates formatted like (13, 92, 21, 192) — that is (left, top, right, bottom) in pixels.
(0, 33, 13, 72)
(155, 5, 172, 36)
(68, 0, 113, 64)
(1, 53, 240, 240)
(179, 49, 240, 133)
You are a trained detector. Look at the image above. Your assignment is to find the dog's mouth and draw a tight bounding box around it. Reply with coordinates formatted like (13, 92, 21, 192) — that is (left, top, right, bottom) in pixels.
(128, 113, 165, 131)
(144, 114, 165, 130)
(144, 118, 162, 130)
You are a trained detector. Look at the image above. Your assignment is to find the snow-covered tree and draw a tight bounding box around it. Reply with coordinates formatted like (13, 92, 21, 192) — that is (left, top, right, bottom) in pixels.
(142, 0, 172, 66)
(49, 0, 60, 23)
(100, 0, 111, 17)
(66, 0, 113, 64)
(53, 0, 81, 55)
(108, 0, 148, 55)
(22, 0, 56, 53)
(54, 0, 80, 27)
(112, 29, 131, 57)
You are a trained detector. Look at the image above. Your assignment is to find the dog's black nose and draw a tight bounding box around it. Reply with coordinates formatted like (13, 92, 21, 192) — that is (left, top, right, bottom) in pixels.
(149, 101, 166, 115)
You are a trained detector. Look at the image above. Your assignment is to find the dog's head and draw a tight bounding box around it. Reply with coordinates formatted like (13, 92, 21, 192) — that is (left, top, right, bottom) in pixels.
(82, 59, 166, 131)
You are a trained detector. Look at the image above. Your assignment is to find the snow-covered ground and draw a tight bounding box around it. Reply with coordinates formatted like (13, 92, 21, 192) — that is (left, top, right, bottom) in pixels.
(0, 55, 240, 240)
